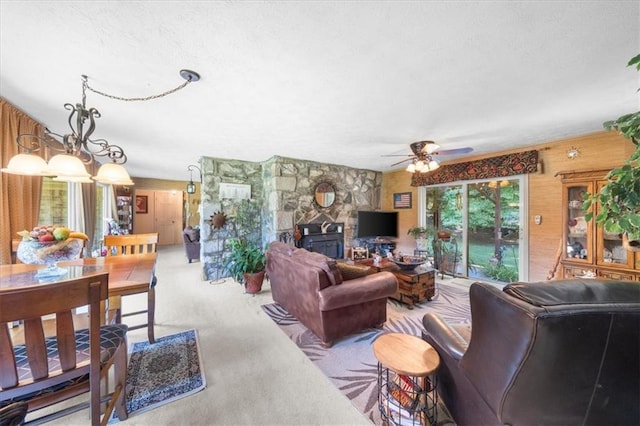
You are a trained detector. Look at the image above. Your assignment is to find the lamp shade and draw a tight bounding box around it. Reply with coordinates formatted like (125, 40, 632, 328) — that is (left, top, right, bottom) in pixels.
(93, 163, 135, 185)
(1, 153, 49, 175)
(47, 154, 92, 181)
(427, 160, 440, 171)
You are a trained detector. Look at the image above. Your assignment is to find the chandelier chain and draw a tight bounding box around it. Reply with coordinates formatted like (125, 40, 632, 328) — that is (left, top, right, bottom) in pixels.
(84, 78, 193, 102)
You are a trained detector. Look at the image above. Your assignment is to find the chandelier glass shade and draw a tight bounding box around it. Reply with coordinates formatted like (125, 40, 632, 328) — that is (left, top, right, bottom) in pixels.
(93, 163, 134, 185)
(1, 153, 49, 175)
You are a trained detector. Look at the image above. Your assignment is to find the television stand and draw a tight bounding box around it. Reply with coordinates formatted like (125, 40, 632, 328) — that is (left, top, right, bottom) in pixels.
(363, 238, 396, 257)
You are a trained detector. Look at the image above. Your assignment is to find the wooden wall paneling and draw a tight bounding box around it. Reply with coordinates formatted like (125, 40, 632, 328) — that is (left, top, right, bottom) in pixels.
(381, 169, 416, 255)
(381, 131, 635, 282)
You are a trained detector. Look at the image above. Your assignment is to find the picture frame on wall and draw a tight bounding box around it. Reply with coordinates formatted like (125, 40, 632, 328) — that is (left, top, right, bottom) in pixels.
(393, 192, 412, 209)
(135, 195, 148, 214)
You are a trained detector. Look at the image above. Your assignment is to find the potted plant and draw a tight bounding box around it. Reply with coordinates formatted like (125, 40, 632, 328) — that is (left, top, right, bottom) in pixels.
(407, 226, 434, 251)
(225, 238, 266, 294)
(584, 53, 640, 250)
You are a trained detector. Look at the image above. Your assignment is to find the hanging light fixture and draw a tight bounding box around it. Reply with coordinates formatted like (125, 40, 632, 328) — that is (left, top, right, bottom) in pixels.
(406, 155, 440, 174)
(2, 70, 200, 185)
(404, 140, 441, 174)
(186, 164, 202, 194)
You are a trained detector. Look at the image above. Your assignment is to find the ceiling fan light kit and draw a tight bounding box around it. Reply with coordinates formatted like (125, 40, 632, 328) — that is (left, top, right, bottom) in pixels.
(384, 140, 471, 174)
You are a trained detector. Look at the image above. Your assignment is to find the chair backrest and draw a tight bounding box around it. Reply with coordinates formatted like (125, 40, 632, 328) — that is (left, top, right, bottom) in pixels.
(0, 272, 109, 423)
(461, 280, 640, 426)
(104, 233, 158, 256)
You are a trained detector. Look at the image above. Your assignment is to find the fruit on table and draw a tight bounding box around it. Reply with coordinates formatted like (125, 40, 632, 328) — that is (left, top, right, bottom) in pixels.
(17, 225, 88, 242)
(68, 231, 89, 240)
(52, 227, 71, 241)
(39, 233, 55, 242)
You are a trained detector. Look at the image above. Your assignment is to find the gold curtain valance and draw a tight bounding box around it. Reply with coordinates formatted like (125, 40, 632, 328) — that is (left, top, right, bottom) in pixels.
(411, 149, 539, 186)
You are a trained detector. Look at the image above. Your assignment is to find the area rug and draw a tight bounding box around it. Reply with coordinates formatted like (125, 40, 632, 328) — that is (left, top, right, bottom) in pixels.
(111, 329, 206, 422)
(262, 277, 477, 425)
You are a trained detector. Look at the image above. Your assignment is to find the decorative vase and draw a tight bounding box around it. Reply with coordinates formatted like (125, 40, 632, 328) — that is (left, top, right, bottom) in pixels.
(16, 238, 84, 265)
(622, 234, 640, 252)
(243, 270, 266, 294)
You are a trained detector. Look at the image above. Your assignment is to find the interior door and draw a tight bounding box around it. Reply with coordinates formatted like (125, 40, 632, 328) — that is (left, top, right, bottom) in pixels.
(155, 191, 183, 245)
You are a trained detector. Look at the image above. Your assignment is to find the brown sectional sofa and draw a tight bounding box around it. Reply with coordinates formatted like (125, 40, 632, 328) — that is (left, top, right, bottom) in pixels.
(266, 241, 398, 346)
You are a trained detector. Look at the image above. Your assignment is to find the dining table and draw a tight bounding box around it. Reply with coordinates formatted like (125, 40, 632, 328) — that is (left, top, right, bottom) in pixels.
(0, 253, 158, 338)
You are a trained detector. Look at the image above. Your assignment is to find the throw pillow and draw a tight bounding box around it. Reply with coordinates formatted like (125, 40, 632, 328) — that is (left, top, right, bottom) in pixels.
(335, 262, 375, 281)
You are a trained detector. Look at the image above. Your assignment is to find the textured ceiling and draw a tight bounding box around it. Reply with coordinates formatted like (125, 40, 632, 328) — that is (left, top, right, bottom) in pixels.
(1, 1, 639, 181)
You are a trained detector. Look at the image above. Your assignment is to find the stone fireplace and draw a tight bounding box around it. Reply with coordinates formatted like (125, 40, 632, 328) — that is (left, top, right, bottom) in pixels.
(199, 155, 382, 281)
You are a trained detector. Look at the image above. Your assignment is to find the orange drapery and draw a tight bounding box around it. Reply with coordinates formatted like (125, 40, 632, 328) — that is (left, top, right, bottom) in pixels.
(0, 98, 45, 264)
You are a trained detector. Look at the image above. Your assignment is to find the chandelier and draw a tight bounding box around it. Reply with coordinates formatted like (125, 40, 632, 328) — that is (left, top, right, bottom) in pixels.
(2, 70, 200, 185)
(186, 164, 202, 194)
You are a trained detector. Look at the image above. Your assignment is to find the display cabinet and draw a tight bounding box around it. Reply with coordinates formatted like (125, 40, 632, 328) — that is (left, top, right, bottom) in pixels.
(116, 195, 132, 234)
(559, 169, 639, 281)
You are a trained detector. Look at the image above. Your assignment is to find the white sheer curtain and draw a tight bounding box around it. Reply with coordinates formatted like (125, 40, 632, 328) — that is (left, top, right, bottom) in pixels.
(67, 182, 85, 233)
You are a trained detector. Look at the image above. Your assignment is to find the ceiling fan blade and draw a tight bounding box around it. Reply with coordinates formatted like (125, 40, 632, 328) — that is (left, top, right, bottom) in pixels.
(381, 154, 414, 158)
(389, 158, 414, 167)
(433, 147, 474, 156)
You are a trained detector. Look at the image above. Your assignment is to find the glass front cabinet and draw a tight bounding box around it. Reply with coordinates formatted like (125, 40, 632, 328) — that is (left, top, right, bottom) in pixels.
(559, 169, 639, 281)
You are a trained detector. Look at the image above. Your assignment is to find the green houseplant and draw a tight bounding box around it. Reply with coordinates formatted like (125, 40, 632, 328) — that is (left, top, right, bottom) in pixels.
(583, 54, 640, 250)
(225, 238, 266, 293)
(407, 226, 434, 251)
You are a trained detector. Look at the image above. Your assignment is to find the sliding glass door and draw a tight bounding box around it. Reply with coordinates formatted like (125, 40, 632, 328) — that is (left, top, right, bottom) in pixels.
(420, 176, 527, 284)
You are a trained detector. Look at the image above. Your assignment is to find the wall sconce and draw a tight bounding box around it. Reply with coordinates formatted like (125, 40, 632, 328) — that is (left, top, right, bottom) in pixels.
(186, 164, 202, 194)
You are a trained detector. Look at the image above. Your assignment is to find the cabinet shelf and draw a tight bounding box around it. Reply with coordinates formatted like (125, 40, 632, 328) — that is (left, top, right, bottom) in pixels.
(559, 169, 639, 281)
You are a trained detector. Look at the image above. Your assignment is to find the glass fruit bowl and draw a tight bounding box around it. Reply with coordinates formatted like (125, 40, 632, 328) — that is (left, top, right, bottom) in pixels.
(16, 238, 84, 265)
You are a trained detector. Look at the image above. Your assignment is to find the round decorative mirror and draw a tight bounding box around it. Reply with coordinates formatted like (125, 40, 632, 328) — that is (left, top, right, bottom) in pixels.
(314, 182, 336, 208)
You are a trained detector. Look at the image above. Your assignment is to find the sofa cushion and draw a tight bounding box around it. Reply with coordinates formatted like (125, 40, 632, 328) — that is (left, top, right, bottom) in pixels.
(292, 249, 343, 286)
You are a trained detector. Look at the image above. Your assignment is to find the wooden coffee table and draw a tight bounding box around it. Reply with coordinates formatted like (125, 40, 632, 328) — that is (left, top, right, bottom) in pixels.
(391, 267, 435, 309)
(361, 259, 435, 309)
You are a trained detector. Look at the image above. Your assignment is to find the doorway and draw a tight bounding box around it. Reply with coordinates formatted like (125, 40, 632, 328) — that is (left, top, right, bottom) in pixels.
(133, 189, 184, 245)
(421, 175, 527, 284)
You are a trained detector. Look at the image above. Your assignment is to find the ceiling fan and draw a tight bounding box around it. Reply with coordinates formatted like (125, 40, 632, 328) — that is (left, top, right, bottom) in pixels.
(385, 141, 473, 173)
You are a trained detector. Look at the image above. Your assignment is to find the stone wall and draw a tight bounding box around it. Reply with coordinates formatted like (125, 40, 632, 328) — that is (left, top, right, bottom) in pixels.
(200, 155, 382, 281)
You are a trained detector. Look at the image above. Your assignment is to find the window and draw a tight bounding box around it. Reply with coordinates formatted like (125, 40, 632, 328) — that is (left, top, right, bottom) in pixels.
(419, 175, 528, 284)
(38, 178, 114, 256)
(38, 177, 68, 226)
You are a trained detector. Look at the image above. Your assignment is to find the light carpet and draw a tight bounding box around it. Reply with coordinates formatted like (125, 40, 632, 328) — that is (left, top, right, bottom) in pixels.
(112, 329, 206, 422)
(262, 278, 475, 425)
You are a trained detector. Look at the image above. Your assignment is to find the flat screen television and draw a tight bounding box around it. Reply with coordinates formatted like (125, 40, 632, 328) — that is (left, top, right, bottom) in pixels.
(356, 211, 398, 239)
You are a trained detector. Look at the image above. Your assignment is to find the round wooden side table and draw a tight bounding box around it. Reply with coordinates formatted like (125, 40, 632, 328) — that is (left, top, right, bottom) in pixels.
(373, 332, 440, 425)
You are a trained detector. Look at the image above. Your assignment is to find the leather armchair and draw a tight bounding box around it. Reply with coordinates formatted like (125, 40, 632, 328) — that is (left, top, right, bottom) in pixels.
(182, 227, 200, 263)
(422, 279, 640, 426)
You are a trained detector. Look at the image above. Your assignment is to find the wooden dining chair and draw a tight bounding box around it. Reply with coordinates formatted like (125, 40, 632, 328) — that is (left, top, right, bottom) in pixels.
(0, 272, 128, 425)
(103, 233, 158, 343)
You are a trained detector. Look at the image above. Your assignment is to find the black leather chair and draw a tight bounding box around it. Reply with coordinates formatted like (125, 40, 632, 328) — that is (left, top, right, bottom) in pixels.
(422, 279, 640, 426)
